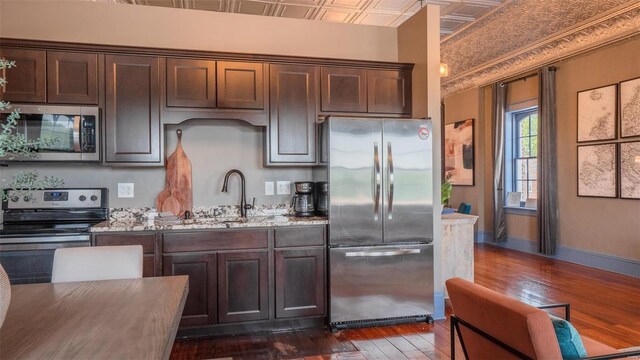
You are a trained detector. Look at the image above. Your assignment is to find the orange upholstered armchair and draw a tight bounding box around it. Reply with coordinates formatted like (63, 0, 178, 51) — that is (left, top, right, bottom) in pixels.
(445, 277, 640, 360)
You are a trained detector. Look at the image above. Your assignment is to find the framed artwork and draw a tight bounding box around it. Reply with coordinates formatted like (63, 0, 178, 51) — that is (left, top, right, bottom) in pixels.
(577, 84, 617, 142)
(444, 118, 474, 186)
(619, 141, 640, 199)
(577, 143, 617, 198)
(620, 77, 640, 138)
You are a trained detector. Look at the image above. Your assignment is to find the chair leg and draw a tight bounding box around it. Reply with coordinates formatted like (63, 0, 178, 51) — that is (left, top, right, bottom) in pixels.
(451, 316, 457, 360)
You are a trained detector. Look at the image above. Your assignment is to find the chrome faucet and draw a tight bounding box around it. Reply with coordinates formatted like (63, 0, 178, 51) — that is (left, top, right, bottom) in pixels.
(221, 169, 254, 218)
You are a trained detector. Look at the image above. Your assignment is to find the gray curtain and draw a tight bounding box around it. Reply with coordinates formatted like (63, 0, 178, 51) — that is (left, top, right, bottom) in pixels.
(492, 83, 508, 243)
(537, 67, 558, 255)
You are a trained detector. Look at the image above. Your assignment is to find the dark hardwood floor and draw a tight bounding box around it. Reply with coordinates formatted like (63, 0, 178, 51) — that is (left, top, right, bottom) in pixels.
(170, 244, 640, 359)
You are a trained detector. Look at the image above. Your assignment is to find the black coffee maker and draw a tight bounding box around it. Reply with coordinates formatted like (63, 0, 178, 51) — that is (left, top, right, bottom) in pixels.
(315, 181, 328, 216)
(291, 182, 315, 217)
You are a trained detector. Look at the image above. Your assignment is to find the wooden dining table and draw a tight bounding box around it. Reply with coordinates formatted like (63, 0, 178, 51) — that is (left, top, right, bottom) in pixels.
(0, 275, 188, 360)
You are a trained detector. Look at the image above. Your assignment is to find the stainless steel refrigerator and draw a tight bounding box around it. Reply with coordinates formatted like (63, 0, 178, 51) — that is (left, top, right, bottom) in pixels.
(327, 117, 434, 328)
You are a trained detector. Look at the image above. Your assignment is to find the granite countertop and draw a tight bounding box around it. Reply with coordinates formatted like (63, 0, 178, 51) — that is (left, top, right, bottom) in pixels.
(89, 207, 328, 233)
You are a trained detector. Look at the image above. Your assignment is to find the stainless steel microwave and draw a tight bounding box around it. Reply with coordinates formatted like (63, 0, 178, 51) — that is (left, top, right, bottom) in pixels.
(0, 105, 100, 163)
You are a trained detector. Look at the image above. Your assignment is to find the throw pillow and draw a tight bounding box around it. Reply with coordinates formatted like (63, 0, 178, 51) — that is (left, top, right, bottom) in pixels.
(549, 314, 588, 360)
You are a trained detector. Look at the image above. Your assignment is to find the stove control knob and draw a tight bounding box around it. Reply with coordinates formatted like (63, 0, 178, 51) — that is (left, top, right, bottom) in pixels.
(79, 195, 87, 202)
(90, 195, 98, 202)
(10, 195, 19, 202)
(23, 195, 31, 202)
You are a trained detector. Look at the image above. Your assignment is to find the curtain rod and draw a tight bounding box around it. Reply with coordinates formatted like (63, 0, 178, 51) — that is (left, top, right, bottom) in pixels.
(499, 66, 557, 86)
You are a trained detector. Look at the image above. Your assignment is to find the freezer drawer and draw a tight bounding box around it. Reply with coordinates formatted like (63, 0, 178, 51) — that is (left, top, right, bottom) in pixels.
(329, 244, 434, 324)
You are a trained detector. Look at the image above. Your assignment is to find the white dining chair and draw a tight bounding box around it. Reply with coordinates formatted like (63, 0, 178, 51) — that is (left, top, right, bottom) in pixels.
(0, 263, 10, 328)
(51, 245, 144, 283)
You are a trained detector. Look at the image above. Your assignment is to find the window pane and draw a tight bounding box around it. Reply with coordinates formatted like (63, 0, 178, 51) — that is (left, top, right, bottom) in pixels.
(530, 114, 538, 135)
(519, 137, 530, 157)
(516, 181, 526, 202)
(528, 158, 537, 180)
(519, 117, 530, 137)
(528, 181, 538, 199)
(530, 135, 538, 157)
(516, 159, 527, 180)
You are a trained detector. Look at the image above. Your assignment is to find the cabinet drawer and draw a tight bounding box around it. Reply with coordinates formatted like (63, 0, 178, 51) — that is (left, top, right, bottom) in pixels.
(275, 227, 325, 248)
(93, 233, 157, 254)
(163, 230, 269, 253)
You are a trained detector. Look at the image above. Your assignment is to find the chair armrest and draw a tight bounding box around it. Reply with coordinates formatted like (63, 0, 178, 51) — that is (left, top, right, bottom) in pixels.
(581, 348, 640, 360)
(538, 303, 571, 321)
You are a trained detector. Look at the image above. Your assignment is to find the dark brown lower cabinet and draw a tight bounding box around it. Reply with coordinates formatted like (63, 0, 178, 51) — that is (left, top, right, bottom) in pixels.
(163, 253, 217, 327)
(275, 247, 325, 318)
(217, 251, 269, 323)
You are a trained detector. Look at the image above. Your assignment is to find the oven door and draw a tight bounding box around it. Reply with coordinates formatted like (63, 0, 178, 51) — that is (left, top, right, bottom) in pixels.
(0, 104, 99, 163)
(0, 234, 91, 284)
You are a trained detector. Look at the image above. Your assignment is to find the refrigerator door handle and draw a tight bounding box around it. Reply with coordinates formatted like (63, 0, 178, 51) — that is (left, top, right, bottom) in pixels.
(387, 141, 394, 220)
(373, 142, 381, 221)
(345, 249, 422, 257)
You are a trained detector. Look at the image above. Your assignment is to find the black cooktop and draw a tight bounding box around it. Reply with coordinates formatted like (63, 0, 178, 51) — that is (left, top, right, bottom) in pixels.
(0, 222, 98, 237)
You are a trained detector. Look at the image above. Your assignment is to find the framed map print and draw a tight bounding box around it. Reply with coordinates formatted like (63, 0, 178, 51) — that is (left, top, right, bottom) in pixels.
(444, 119, 474, 186)
(620, 141, 640, 199)
(577, 143, 617, 198)
(577, 84, 617, 142)
(620, 77, 640, 138)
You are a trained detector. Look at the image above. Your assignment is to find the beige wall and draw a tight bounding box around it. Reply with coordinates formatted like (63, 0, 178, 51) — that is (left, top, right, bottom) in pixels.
(443, 35, 640, 260)
(0, 0, 398, 62)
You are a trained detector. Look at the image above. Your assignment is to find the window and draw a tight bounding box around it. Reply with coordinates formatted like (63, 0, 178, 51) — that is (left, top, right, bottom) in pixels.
(506, 108, 538, 207)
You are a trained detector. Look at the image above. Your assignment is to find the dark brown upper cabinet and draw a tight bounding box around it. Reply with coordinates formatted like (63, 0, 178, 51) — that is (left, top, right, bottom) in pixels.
(166, 58, 216, 108)
(105, 55, 162, 164)
(320, 67, 367, 113)
(267, 64, 318, 165)
(47, 51, 99, 104)
(0, 48, 46, 103)
(367, 69, 412, 115)
(217, 61, 264, 110)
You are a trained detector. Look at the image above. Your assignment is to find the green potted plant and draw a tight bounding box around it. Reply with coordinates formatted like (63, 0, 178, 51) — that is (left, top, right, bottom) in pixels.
(441, 175, 454, 214)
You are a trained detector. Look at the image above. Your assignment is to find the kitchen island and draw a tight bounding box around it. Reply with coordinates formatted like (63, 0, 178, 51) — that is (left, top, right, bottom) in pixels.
(442, 212, 478, 298)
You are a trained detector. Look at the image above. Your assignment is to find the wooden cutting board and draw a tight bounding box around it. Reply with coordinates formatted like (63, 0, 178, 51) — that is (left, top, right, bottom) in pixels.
(157, 129, 192, 217)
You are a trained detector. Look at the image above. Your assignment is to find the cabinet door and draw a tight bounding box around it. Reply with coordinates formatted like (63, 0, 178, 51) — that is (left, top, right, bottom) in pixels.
(163, 253, 217, 327)
(166, 58, 216, 108)
(105, 55, 162, 163)
(217, 251, 269, 323)
(320, 67, 366, 113)
(217, 61, 264, 109)
(367, 69, 411, 114)
(275, 248, 325, 318)
(0, 48, 46, 103)
(93, 233, 159, 277)
(47, 51, 99, 104)
(268, 64, 317, 164)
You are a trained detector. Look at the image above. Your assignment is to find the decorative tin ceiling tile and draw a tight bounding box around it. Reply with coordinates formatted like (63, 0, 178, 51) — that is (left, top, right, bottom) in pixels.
(324, 0, 370, 9)
(354, 12, 396, 25)
(317, 8, 357, 22)
(192, 0, 226, 11)
(276, 4, 317, 18)
(233, 0, 275, 16)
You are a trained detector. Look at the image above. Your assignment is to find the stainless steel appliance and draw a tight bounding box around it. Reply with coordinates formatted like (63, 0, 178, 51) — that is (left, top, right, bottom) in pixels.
(291, 182, 315, 217)
(327, 117, 434, 329)
(0, 188, 109, 284)
(0, 105, 100, 163)
(315, 181, 328, 216)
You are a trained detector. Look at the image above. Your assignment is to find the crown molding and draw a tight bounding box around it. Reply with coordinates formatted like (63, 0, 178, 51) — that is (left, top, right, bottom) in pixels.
(441, 2, 640, 97)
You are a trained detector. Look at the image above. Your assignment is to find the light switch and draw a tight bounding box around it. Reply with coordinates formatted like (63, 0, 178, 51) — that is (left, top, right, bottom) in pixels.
(265, 181, 274, 196)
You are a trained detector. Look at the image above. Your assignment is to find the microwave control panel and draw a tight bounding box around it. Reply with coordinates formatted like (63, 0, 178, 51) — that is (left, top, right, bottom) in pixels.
(81, 117, 96, 153)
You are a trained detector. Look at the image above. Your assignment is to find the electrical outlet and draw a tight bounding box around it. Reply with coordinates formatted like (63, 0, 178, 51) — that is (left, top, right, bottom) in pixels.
(117, 183, 134, 198)
(276, 181, 290, 195)
(265, 181, 274, 196)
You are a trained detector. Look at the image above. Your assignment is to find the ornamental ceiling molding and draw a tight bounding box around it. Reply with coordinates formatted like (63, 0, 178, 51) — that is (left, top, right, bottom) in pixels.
(441, 2, 640, 98)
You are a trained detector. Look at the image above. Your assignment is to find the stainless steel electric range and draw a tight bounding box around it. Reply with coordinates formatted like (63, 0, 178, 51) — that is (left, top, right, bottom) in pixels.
(0, 188, 109, 284)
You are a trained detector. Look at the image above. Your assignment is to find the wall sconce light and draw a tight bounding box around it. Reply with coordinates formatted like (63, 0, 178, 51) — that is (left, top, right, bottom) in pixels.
(439, 63, 449, 77)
